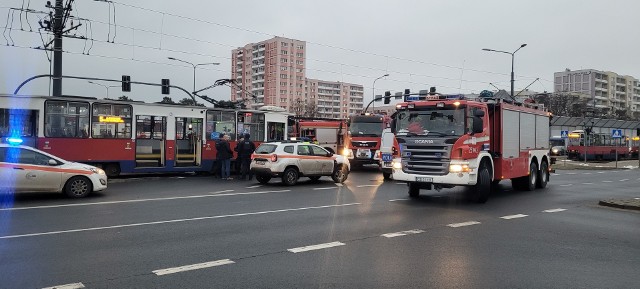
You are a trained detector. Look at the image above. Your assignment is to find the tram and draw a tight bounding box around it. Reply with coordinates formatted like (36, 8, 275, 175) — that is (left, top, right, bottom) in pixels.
(566, 129, 630, 161)
(0, 94, 289, 177)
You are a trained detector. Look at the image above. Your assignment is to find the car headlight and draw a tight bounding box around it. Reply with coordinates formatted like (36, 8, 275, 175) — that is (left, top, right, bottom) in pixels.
(89, 168, 106, 175)
(449, 163, 471, 173)
(552, 148, 559, 153)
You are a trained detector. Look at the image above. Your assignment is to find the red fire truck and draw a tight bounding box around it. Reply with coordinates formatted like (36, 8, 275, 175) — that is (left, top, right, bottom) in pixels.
(342, 114, 387, 168)
(287, 116, 346, 154)
(389, 89, 552, 203)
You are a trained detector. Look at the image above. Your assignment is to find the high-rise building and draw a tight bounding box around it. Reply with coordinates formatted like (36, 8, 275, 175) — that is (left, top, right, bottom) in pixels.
(231, 37, 364, 118)
(554, 69, 640, 112)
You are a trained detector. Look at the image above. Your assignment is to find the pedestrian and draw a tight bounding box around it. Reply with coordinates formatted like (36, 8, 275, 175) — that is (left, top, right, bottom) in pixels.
(216, 134, 233, 180)
(236, 133, 256, 180)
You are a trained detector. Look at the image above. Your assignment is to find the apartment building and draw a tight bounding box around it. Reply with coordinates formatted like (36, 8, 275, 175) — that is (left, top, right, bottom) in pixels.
(231, 37, 364, 118)
(554, 69, 640, 112)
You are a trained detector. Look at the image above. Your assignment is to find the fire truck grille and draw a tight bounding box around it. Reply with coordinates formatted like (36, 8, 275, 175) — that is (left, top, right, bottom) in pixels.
(402, 145, 450, 176)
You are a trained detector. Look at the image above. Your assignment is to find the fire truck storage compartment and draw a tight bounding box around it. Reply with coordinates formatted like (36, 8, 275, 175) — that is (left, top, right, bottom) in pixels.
(501, 108, 549, 159)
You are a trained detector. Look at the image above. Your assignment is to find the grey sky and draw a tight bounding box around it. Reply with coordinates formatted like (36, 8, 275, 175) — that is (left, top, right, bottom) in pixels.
(1, 0, 639, 104)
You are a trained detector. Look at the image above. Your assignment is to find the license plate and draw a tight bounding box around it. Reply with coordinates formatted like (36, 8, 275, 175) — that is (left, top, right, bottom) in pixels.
(356, 149, 371, 158)
(382, 153, 392, 161)
(256, 160, 266, 165)
(415, 177, 433, 182)
(383, 161, 392, 167)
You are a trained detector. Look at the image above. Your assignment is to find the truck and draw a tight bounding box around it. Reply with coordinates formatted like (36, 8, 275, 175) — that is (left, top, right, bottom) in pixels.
(288, 116, 346, 154)
(342, 114, 387, 169)
(389, 89, 552, 203)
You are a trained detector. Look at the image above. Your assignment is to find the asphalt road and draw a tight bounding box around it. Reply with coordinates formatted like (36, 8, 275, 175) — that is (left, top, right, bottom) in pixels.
(1, 168, 638, 289)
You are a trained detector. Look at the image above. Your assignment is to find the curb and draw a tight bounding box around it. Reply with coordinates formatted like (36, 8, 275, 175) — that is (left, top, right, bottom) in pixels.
(598, 199, 640, 211)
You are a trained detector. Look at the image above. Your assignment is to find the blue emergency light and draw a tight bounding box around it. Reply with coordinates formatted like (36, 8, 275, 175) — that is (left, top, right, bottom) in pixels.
(5, 137, 23, 145)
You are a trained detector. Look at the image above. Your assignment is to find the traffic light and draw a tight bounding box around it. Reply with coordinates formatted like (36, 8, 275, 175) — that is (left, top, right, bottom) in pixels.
(161, 79, 170, 95)
(383, 91, 392, 104)
(122, 75, 131, 92)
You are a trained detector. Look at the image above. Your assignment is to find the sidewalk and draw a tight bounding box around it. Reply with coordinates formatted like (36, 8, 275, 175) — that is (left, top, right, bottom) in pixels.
(553, 158, 639, 170)
(599, 198, 640, 211)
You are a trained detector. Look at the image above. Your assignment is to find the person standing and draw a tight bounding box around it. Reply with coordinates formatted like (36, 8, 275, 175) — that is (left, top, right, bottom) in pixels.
(216, 134, 233, 180)
(236, 133, 256, 180)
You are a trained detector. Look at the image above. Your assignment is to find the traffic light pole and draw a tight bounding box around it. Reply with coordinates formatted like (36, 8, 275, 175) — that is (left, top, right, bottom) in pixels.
(52, 0, 64, 97)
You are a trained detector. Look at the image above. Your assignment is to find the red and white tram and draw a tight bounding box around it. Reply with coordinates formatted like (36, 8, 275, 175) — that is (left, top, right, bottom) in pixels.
(0, 94, 290, 177)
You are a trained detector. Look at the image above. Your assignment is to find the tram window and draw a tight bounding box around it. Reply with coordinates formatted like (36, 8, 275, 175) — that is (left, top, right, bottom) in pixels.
(45, 101, 90, 138)
(267, 122, 285, 141)
(91, 103, 132, 139)
(0, 109, 36, 137)
(206, 110, 236, 140)
(239, 113, 265, 141)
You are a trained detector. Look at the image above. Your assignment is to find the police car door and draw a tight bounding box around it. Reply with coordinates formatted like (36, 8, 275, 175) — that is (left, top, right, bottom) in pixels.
(296, 145, 318, 174)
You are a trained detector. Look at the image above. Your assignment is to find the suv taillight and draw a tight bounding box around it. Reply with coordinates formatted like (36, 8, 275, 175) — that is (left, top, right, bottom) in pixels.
(270, 154, 278, 162)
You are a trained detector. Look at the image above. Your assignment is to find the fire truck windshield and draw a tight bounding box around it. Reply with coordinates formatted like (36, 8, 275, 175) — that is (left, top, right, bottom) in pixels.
(395, 109, 465, 137)
(349, 122, 384, 137)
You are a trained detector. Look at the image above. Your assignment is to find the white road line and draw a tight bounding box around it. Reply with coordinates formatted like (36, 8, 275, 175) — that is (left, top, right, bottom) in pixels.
(42, 283, 85, 289)
(382, 229, 424, 238)
(388, 198, 410, 202)
(0, 189, 290, 211)
(602, 180, 613, 183)
(245, 185, 262, 189)
(336, 183, 343, 187)
(551, 173, 560, 176)
(566, 173, 577, 175)
(500, 214, 528, 220)
(581, 183, 594, 185)
(313, 187, 337, 190)
(543, 208, 567, 213)
(635, 198, 640, 200)
(356, 184, 379, 188)
(559, 184, 573, 187)
(583, 172, 592, 175)
(395, 182, 407, 185)
(287, 241, 345, 253)
(597, 171, 605, 174)
(0, 203, 361, 240)
(447, 221, 481, 228)
(619, 179, 629, 182)
(153, 259, 234, 276)
(176, 177, 187, 179)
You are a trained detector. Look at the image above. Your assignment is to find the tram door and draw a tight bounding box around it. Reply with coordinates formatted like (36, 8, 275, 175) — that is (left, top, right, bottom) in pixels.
(135, 116, 166, 167)
(175, 117, 203, 167)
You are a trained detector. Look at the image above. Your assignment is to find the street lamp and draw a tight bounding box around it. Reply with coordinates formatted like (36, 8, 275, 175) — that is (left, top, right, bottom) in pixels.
(87, 81, 119, 98)
(372, 73, 389, 111)
(167, 57, 220, 94)
(482, 44, 527, 97)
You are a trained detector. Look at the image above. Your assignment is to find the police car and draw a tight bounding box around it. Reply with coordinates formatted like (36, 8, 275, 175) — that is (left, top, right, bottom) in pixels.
(0, 139, 108, 198)
(250, 141, 350, 185)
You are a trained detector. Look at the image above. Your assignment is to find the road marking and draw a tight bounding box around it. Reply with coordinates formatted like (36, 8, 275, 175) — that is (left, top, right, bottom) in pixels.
(543, 208, 566, 213)
(153, 259, 234, 276)
(597, 171, 605, 174)
(246, 185, 262, 189)
(581, 183, 594, 185)
(559, 184, 573, 187)
(395, 182, 407, 185)
(0, 190, 289, 211)
(382, 229, 424, 238)
(566, 173, 577, 175)
(602, 180, 613, 183)
(583, 172, 592, 175)
(0, 203, 361, 240)
(619, 179, 629, 182)
(500, 214, 528, 220)
(313, 187, 337, 190)
(551, 173, 560, 176)
(635, 198, 640, 200)
(176, 177, 187, 179)
(388, 198, 410, 202)
(447, 221, 481, 228)
(336, 183, 343, 187)
(356, 184, 379, 188)
(42, 283, 85, 289)
(288, 241, 345, 253)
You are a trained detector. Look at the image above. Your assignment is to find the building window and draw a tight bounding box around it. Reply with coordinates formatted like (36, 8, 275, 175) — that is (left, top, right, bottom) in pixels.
(296, 45, 304, 50)
(280, 74, 288, 79)
(296, 53, 303, 57)
(91, 103, 133, 139)
(281, 50, 288, 55)
(296, 60, 303, 65)
(44, 100, 90, 138)
(281, 58, 288, 63)
(281, 42, 288, 47)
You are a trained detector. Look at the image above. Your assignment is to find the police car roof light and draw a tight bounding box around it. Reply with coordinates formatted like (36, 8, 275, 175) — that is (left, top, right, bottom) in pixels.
(6, 137, 23, 145)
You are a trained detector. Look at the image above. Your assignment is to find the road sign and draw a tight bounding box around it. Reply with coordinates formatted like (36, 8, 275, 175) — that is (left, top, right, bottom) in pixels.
(612, 129, 623, 139)
(560, 130, 569, 139)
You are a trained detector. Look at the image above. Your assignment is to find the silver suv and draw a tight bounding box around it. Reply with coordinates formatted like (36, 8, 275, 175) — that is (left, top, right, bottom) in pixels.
(250, 141, 350, 185)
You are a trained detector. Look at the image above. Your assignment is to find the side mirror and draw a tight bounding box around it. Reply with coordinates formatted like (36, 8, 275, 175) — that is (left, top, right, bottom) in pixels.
(474, 110, 485, 117)
(390, 118, 397, 134)
(48, 159, 58, 166)
(472, 117, 484, 134)
(327, 152, 334, 157)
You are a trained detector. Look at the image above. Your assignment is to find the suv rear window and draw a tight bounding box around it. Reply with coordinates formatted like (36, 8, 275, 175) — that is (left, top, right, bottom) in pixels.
(255, 144, 277, 154)
(283, 146, 294, 154)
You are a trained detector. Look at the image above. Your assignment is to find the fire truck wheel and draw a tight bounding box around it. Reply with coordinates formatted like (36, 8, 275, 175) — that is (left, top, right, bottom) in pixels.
(282, 167, 299, 186)
(383, 172, 392, 180)
(469, 164, 490, 203)
(331, 164, 348, 183)
(309, 176, 321, 182)
(408, 183, 420, 198)
(525, 162, 538, 191)
(256, 175, 271, 184)
(537, 161, 549, 189)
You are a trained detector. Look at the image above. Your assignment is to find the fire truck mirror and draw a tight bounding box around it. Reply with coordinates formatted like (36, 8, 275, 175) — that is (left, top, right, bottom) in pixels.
(473, 110, 485, 117)
(472, 116, 483, 134)
(390, 118, 397, 134)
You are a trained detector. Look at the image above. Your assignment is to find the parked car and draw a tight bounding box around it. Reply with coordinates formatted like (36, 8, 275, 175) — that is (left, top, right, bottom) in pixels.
(0, 142, 108, 197)
(550, 146, 566, 156)
(250, 141, 350, 185)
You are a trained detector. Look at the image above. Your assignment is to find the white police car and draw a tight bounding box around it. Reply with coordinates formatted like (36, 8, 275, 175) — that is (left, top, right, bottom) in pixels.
(250, 141, 350, 186)
(0, 139, 108, 198)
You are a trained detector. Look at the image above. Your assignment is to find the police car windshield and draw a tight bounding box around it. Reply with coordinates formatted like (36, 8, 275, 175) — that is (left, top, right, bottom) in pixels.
(396, 108, 465, 137)
(349, 122, 383, 137)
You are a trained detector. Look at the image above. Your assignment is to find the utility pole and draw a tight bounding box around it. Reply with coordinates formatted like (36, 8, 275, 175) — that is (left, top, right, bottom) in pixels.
(52, 0, 64, 97)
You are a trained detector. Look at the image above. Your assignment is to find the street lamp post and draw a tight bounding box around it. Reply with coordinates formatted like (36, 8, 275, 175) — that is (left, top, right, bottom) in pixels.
(372, 73, 389, 112)
(167, 57, 220, 95)
(482, 44, 527, 97)
(87, 81, 119, 98)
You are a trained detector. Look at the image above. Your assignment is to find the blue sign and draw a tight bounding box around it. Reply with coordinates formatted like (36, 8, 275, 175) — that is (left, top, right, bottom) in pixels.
(382, 153, 393, 162)
(560, 130, 569, 139)
(612, 129, 623, 139)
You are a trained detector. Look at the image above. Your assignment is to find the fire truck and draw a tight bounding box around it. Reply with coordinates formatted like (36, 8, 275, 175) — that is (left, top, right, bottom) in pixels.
(389, 89, 552, 203)
(287, 116, 346, 154)
(342, 114, 387, 168)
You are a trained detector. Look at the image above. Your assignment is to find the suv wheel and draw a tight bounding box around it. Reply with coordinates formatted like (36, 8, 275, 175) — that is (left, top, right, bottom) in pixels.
(256, 175, 271, 184)
(331, 164, 348, 183)
(282, 167, 299, 186)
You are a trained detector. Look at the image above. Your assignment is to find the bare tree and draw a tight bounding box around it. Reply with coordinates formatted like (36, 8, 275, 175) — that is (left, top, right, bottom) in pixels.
(534, 92, 590, 117)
